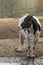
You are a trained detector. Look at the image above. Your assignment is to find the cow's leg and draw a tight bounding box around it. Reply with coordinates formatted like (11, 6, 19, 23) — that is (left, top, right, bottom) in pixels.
(26, 32, 35, 57)
(29, 33, 35, 57)
(33, 30, 41, 49)
(26, 33, 35, 57)
(24, 30, 30, 50)
(32, 30, 41, 56)
(17, 30, 24, 52)
(25, 35, 30, 56)
(25, 32, 32, 57)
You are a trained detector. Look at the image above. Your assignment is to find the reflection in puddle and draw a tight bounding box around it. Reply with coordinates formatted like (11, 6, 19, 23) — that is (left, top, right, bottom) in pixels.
(0, 57, 43, 65)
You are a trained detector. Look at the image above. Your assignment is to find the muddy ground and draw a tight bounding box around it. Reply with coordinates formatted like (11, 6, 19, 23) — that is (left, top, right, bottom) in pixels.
(0, 38, 43, 57)
(0, 18, 43, 57)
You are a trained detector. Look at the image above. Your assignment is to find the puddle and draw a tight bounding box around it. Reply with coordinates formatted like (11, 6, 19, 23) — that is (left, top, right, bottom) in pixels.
(0, 63, 20, 65)
(0, 57, 43, 65)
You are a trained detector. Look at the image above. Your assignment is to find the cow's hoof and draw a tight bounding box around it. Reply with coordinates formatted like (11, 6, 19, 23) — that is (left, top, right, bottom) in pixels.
(31, 55, 35, 57)
(26, 55, 30, 59)
(15, 49, 22, 52)
(16, 50, 22, 52)
(26, 56, 30, 59)
(30, 55, 36, 59)
(26, 55, 36, 59)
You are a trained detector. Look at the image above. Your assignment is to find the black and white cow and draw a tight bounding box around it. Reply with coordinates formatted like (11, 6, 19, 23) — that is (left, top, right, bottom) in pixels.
(17, 14, 41, 57)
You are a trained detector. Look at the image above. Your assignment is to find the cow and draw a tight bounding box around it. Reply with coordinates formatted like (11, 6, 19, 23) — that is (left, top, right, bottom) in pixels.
(17, 14, 41, 57)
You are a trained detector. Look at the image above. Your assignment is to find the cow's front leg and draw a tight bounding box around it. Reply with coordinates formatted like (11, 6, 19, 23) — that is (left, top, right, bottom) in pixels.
(25, 32, 32, 57)
(27, 33, 35, 57)
(30, 33, 36, 57)
(25, 36, 30, 57)
(17, 30, 23, 52)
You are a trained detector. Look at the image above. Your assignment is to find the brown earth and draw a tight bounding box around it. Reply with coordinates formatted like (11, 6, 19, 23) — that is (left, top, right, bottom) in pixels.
(0, 38, 43, 57)
(0, 18, 19, 39)
(0, 17, 43, 57)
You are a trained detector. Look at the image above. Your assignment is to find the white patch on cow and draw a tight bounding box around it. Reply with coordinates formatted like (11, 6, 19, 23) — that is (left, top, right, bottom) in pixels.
(33, 16, 41, 27)
(18, 14, 29, 29)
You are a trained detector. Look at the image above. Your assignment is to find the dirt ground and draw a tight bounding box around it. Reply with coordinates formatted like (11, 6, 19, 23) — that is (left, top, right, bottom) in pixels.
(0, 38, 43, 57)
(0, 18, 43, 57)
(0, 18, 19, 39)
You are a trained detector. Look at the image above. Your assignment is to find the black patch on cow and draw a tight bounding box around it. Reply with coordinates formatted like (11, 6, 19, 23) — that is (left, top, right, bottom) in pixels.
(21, 15, 32, 29)
(21, 15, 41, 34)
(32, 19, 41, 34)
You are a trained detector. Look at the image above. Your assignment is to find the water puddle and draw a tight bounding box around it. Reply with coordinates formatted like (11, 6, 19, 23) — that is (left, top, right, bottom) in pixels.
(0, 57, 43, 65)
